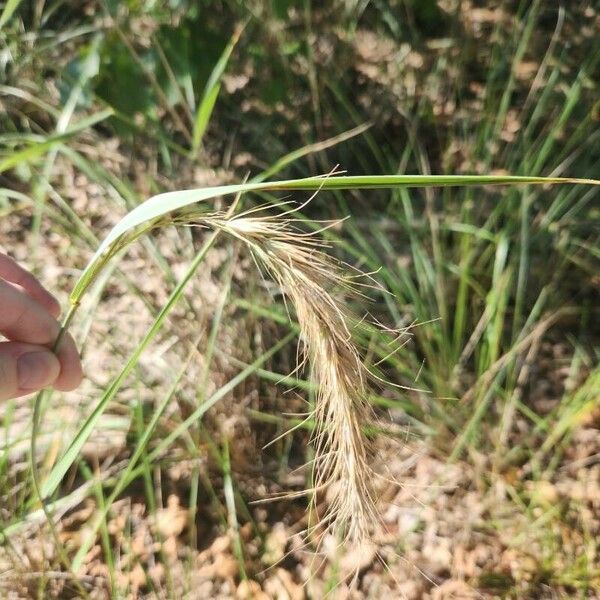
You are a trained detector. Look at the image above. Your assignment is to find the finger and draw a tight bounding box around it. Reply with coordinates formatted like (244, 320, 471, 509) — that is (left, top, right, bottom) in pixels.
(0, 280, 83, 392)
(0, 342, 61, 401)
(53, 330, 83, 392)
(0, 279, 62, 344)
(0, 253, 61, 318)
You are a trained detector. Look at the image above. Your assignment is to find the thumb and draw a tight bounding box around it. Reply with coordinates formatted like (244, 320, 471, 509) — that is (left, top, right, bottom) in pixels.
(0, 343, 61, 401)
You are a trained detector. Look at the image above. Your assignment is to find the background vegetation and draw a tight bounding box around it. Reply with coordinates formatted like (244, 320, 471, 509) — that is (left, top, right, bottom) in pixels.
(0, 1, 599, 598)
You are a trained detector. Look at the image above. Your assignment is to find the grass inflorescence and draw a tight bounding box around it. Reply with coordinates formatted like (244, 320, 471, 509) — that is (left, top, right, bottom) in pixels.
(207, 206, 378, 543)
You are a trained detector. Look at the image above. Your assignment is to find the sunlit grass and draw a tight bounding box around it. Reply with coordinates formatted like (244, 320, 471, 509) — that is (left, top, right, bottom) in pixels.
(1, 1, 599, 596)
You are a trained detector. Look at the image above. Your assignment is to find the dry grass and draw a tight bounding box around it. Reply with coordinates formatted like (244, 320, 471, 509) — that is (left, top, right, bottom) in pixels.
(178, 203, 380, 545)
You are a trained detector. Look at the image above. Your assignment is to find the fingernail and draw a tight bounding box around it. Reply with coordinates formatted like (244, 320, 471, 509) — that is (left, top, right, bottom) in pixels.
(17, 351, 60, 390)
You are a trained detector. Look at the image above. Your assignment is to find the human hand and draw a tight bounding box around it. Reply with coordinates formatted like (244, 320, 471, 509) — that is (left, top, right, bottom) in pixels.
(0, 252, 83, 401)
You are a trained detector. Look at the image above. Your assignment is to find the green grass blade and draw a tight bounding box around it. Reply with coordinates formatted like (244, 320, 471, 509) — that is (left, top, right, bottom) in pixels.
(191, 25, 243, 152)
(147, 331, 296, 462)
(0, 0, 23, 29)
(251, 123, 371, 183)
(0, 109, 113, 173)
(40, 230, 220, 500)
(69, 331, 296, 571)
(71, 173, 600, 301)
(69, 337, 202, 572)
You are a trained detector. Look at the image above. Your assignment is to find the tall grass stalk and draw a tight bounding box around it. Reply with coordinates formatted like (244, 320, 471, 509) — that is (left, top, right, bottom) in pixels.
(33, 174, 600, 546)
